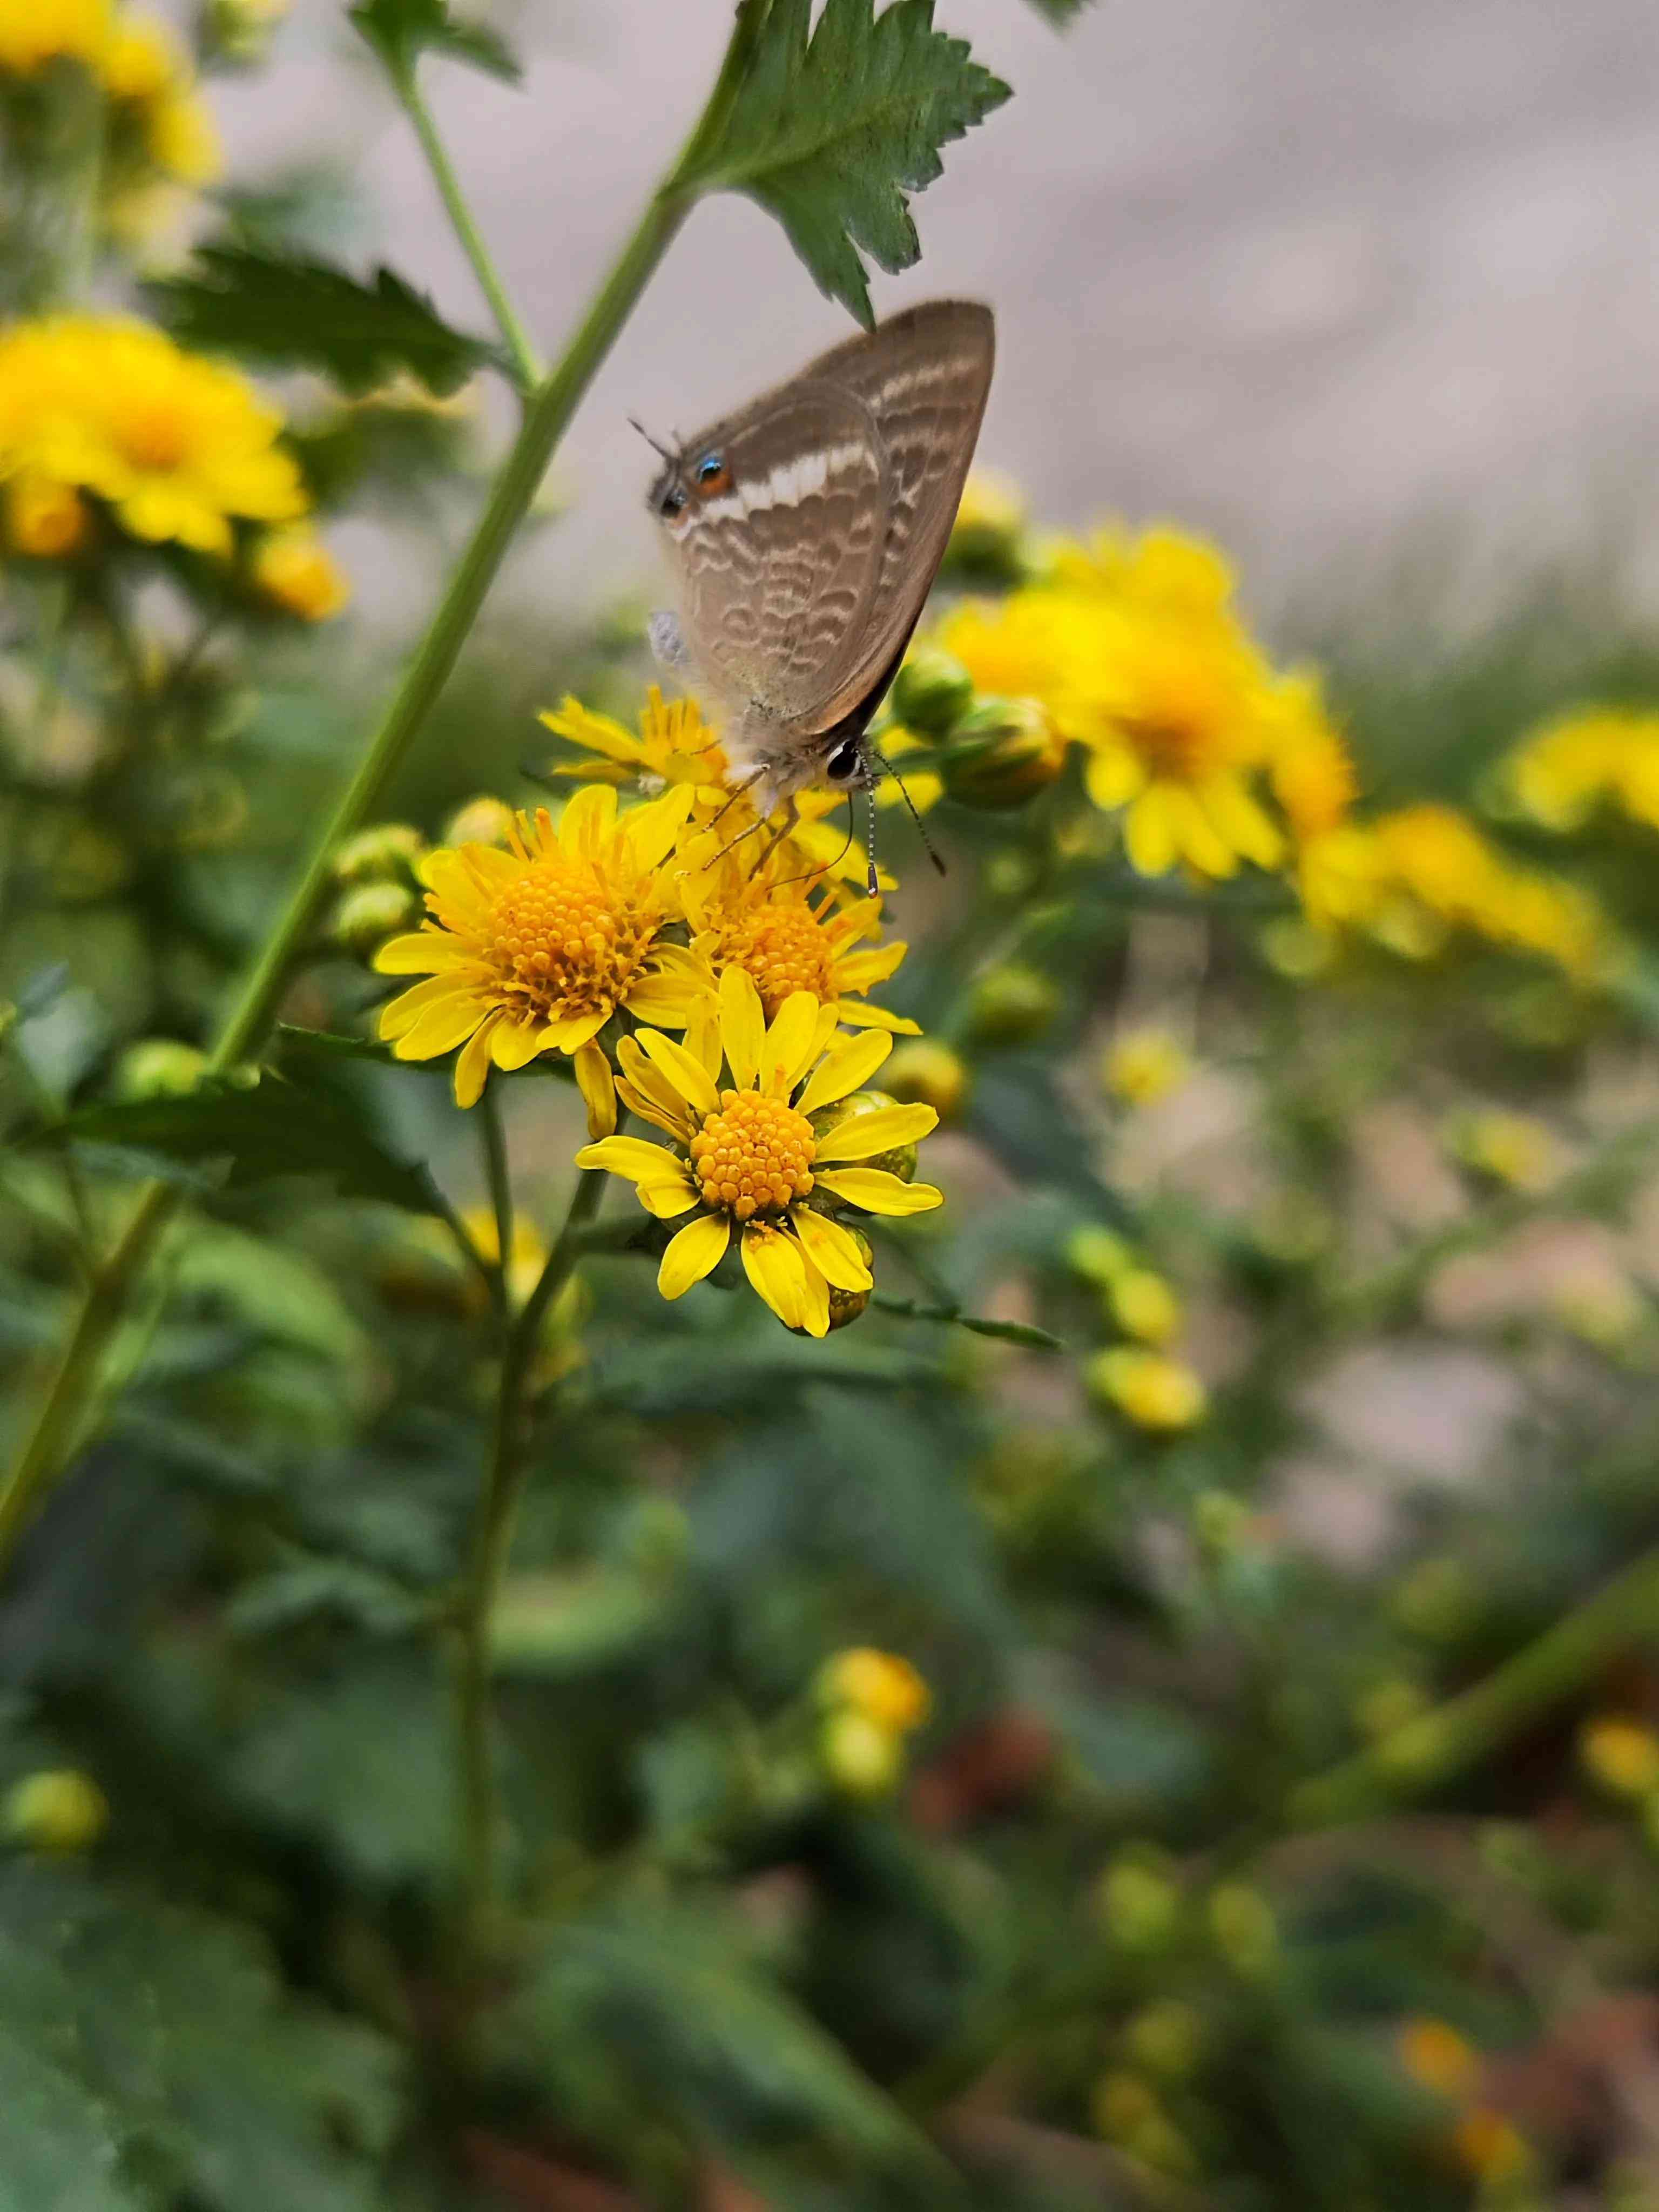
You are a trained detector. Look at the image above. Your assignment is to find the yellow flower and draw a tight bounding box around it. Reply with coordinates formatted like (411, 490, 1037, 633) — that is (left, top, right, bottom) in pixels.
(541, 686, 886, 892)
(952, 469, 1026, 542)
(1266, 669, 1358, 841)
(458, 1205, 548, 1309)
(1103, 1027, 1190, 1107)
(1449, 1109, 1556, 1192)
(1088, 1346, 1208, 1430)
(374, 784, 704, 1115)
(1451, 2108, 1530, 2187)
(4, 471, 88, 557)
(817, 1647, 930, 1733)
(1498, 706, 1659, 834)
(575, 968, 943, 1337)
(820, 1709, 904, 1797)
(4, 1767, 108, 1853)
(677, 829, 918, 1035)
(1048, 521, 1238, 621)
(252, 527, 351, 621)
(1108, 1269, 1182, 1346)
(0, 0, 110, 73)
(0, 316, 306, 556)
(1398, 2017, 1481, 2101)
(102, 14, 222, 185)
(1579, 1716, 1659, 1800)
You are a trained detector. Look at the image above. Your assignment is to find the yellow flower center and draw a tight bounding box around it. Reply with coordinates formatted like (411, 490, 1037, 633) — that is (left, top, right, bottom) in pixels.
(485, 857, 655, 1020)
(721, 906, 837, 1017)
(117, 396, 192, 472)
(689, 1089, 815, 1222)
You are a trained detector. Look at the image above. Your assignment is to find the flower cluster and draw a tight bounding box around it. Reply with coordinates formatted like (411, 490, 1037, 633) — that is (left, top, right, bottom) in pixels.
(814, 1646, 931, 1798)
(1068, 1224, 1209, 1433)
(0, 313, 347, 611)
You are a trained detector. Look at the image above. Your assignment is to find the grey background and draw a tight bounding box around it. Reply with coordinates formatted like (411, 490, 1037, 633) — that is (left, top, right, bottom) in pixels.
(203, 0, 1659, 625)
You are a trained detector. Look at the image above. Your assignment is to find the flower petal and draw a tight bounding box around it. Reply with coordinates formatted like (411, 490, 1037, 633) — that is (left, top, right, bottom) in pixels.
(790, 1204, 872, 1291)
(549, 1008, 611, 1051)
(391, 996, 489, 1061)
(813, 1102, 938, 1162)
(794, 1028, 893, 1118)
(574, 1042, 616, 1138)
(616, 1079, 686, 1137)
(454, 1015, 499, 1108)
(617, 1035, 699, 1137)
(761, 990, 822, 1097)
(833, 1003, 921, 1035)
(637, 1175, 701, 1219)
(376, 974, 474, 1040)
(490, 1016, 554, 1070)
(373, 930, 465, 975)
(557, 780, 617, 858)
(740, 1221, 811, 1332)
(718, 966, 765, 1090)
(657, 1211, 730, 1298)
(626, 783, 696, 872)
(637, 1028, 723, 1119)
(576, 1135, 684, 1184)
(814, 1169, 944, 1216)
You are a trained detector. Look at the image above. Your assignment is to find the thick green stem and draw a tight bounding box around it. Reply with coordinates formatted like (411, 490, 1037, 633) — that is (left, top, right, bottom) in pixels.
(395, 63, 543, 392)
(452, 1167, 605, 1943)
(480, 1086, 514, 1304)
(1289, 1544, 1659, 1828)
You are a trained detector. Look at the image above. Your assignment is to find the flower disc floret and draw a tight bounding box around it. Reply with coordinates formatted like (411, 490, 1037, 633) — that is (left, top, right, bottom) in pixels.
(691, 1091, 815, 1220)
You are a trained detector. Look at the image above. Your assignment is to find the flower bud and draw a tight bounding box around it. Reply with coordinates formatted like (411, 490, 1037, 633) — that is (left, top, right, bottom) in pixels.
(820, 1708, 903, 1798)
(5, 474, 88, 559)
(4, 1768, 107, 1854)
(964, 961, 1058, 1047)
(442, 794, 517, 849)
(1580, 1716, 1659, 1800)
(251, 528, 350, 622)
(1191, 1488, 1251, 1560)
(1124, 2000, 1204, 2082)
(940, 697, 1067, 810)
(1397, 2017, 1480, 2101)
(1352, 1677, 1429, 1742)
(1087, 1347, 1207, 1431)
(1065, 1224, 1132, 1285)
(881, 1040, 969, 1123)
(203, 0, 291, 66)
(1108, 1269, 1181, 1346)
(1208, 1881, 1277, 1977)
(331, 822, 425, 885)
(1103, 1027, 1190, 1107)
(810, 1090, 915, 1181)
(1445, 1109, 1555, 1193)
(113, 1038, 206, 1100)
(815, 1647, 930, 1733)
(891, 646, 974, 737)
(944, 471, 1029, 588)
(1094, 1854, 1181, 1952)
(333, 878, 421, 959)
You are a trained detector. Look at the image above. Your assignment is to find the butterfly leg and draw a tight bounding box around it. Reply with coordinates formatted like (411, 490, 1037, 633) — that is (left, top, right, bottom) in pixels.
(744, 793, 801, 881)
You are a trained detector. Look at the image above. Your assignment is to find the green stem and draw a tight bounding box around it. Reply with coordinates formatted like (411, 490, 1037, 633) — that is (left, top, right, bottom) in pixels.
(1288, 1543, 1659, 1829)
(394, 63, 543, 392)
(452, 1165, 605, 1945)
(480, 1085, 514, 1306)
(0, 0, 769, 1563)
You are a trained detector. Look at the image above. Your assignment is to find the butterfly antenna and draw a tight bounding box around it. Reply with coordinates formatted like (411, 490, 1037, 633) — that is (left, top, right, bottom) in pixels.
(869, 744, 947, 881)
(865, 787, 880, 899)
(627, 415, 677, 463)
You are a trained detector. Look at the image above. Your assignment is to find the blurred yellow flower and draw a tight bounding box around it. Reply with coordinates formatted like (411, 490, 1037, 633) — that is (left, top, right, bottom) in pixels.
(252, 527, 350, 621)
(103, 14, 222, 185)
(0, 316, 306, 556)
(4, 471, 88, 557)
(1103, 1026, 1190, 1107)
(576, 969, 942, 1336)
(1499, 705, 1659, 835)
(1451, 2107, 1531, 2187)
(1398, 2017, 1481, 2101)
(1108, 1269, 1182, 1346)
(458, 1205, 548, 1310)
(4, 1767, 108, 1853)
(820, 1708, 903, 1797)
(1448, 1109, 1556, 1192)
(677, 829, 918, 1033)
(1579, 1715, 1659, 1800)
(374, 785, 704, 1114)
(952, 469, 1026, 542)
(817, 1647, 930, 1734)
(1088, 1346, 1208, 1429)
(0, 0, 110, 73)
(1267, 670, 1358, 841)
(541, 687, 885, 892)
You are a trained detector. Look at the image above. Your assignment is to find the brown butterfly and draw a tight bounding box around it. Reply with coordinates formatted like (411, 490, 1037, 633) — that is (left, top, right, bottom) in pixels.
(643, 299, 994, 880)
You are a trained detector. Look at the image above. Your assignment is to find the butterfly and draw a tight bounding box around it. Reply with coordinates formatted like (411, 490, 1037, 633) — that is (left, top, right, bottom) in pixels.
(642, 298, 995, 885)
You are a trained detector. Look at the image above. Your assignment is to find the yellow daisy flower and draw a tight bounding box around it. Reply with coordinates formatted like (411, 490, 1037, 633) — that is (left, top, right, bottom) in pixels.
(373, 784, 704, 1116)
(1499, 706, 1659, 835)
(540, 686, 887, 893)
(1266, 670, 1358, 842)
(251, 527, 351, 621)
(676, 830, 919, 1035)
(102, 13, 223, 186)
(0, 317, 306, 556)
(575, 969, 942, 1337)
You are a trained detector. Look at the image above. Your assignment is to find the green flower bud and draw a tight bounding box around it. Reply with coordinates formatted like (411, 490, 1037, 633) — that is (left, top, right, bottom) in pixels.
(891, 647, 975, 737)
(790, 1225, 874, 1334)
(203, 0, 290, 65)
(1065, 1224, 1132, 1285)
(965, 961, 1058, 1047)
(332, 878, 421, 959)
(442, 794, 517, 849)
(820, 1708, 903, 1798)
(5, 1769, 107, 1854)
(113, 1038, 206, 1101)
(943, 472, 1029, 589)
(1124, 2000, 1205, 2082)
(1208, 1881, 1277, 1977)
(1094, 1855, 1181, 1952)
(331, 822, 425, 885)
(881, 1040, 970, 1123)
(940, 697, 1067, 810)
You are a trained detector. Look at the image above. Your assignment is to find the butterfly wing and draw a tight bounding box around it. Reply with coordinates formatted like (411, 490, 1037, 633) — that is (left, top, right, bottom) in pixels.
(664, 383, 889, 731)
(799, 299, 995, 736)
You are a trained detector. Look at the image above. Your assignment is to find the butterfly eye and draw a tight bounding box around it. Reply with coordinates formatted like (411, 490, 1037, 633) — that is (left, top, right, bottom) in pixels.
(692, 451, 731, 496)
(658, 486, 687, 517)
(825, 740, 865, 786)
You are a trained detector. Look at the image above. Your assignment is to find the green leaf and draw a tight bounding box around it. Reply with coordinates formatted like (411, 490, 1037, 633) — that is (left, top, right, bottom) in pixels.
(1022, 0, 1092, 19)
(34, 1071, 444, 1217)
(348, 0, 521, 84)
(147, 246, 495, 397)
(0, 1864, 403, 2212)
(683, 0, 1011, 327)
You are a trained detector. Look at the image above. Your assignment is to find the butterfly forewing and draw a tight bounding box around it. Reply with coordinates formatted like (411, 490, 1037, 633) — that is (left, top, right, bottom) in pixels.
(671, 384, 888, 727)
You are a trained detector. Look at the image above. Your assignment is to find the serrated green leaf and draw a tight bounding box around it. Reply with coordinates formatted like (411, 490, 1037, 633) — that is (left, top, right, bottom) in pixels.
(147, 246, 495, 397)
(33, 1073, 444, 1216)
(349, 0, 520, 84)
(683, 0, 1010, 327)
